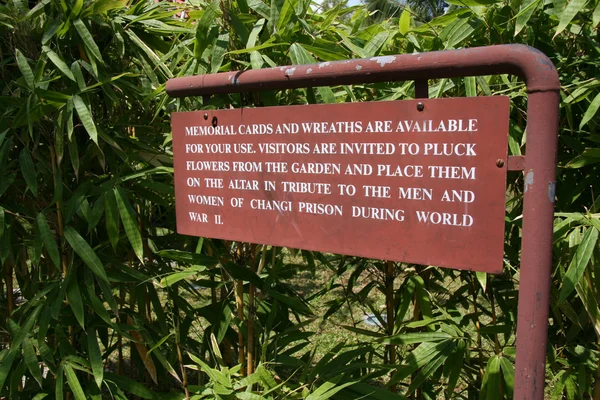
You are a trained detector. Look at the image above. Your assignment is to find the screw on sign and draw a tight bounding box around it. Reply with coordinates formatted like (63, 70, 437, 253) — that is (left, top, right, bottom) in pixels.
(166, 44, 559, 400)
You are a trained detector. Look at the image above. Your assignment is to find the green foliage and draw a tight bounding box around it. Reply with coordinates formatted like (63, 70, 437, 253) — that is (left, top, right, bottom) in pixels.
(0, 0, 598, 398)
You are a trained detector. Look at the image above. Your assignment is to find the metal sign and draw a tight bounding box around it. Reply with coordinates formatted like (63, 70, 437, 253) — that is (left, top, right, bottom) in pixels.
(166, 44, 560, 400)
(172, 97, 509, 273)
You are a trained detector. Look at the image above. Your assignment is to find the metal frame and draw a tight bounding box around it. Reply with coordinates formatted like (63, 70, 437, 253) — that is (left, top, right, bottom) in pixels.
(166, 44, 560, 399)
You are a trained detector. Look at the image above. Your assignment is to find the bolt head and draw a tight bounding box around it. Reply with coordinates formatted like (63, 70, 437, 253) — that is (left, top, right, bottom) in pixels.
(496, 159, 505, 168)
(416, 102, 425, 111)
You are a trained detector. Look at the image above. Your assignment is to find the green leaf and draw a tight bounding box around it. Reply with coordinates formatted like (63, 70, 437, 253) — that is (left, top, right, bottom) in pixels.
(22, 338, 43, 388)
(554, 0, 587, 38)
(43, 46, 76, 81)
(268, 289, 313, 316)
(445, 340, 466, 396)
(194, 0, 219, 59)
(73, 19, 103, 62)
(593, 0, 600, 27)
(83, 0, 127, 16)
(445, 0, 502, 4)
(224, 261, 262, 286)
(19, 148, 37, 196)
(64, 226, 110, 284)
(248, 0, 271, 18)
(481, 355, 501, 400)
(56, 364, 64, 400)
(156, 250, 217, 265)
(499, 357, 515, 394)
(514, 0, 541, 36)
(247, 18, 266, 49)
(379, 331, 451, 345)
(465, 76, 477, 97)
(159, 268, 205, 287)
(15, 49, 34, 89)
(105, 189, 120, 251)
(0, 206, 4, 236)
(64, 364, 87, 400)
(276, 0, 296, 33)
(66, 272, 85, 328)
(559, 227, 599, 302)
(399, 9, 410, 34)
(211, 33, 229, 74)
(87, 327, 104, 388)
(476, 271, 487, 291)
(364, 31, 389, 57)
(37, 213, 61, 269)
(0, 304, 43, 389)
(72, 95, 98, 144)
(114, 187, 144, 263)
(580, 92, 600, 129)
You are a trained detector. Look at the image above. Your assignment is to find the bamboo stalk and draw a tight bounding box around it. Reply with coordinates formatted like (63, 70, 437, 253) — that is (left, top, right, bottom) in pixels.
(118, 285, 125, 375)
(236, 279, 245, 375)
(488, 283, 503, 398)
(246, 244, 257, 376)
(385, 261, 396, 393)
(593, 341, 600, 400)
(471, 277, 484, 377)
(5, 260, 13, 318)
(175, 301, 190, 400)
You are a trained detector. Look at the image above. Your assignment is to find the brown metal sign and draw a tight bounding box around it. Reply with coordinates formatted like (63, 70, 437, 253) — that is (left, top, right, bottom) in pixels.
(172, 97, 509, 273)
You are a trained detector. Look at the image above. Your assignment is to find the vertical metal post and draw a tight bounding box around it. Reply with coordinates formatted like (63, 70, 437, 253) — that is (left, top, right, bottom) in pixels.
(414, 79, 429, 99)
(514, 90, 559, 399)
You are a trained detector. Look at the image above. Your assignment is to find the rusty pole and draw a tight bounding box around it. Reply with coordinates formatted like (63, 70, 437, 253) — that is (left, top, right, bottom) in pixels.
(166, 44, 560, 399)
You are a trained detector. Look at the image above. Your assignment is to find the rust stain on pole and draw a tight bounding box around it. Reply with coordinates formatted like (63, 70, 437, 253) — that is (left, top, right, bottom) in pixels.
(166, 44, 560, 400)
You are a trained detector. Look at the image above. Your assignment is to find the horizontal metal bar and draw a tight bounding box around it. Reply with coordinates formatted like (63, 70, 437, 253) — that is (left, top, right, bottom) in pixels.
(166, 44, 559, 98)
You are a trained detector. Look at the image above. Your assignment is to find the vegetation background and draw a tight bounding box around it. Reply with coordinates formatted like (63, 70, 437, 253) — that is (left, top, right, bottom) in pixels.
(0, 0, 599, 398)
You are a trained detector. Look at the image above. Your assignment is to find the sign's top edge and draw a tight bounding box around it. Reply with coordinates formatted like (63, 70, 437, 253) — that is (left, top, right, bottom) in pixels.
(171, 95, 511, 116)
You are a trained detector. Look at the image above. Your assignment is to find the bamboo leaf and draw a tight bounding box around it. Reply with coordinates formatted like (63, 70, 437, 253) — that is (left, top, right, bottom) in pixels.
(15, 49, 34, 89)
(159, 269, 204, 287)
(554, 0, 587, 38)
(64, 364, 87, 400)
(156, 250, 217, 265)
(194, 0, 219, 59)
(445, 340, 466, 396)
(446, 0, 502, 4)
(22, 338, 43, 388)
(481, 355, 501, 400)
(64, 226, 110, 284)
(56, 364, 64, 400)
(514, 0, 541, 36)
(379, 331, 451, 345)
(499, 357, 515, 394)
(559, 227, 599, 302)
(399, 9, 410, 34)
(19, 148, 37, 196)
(579, 92, 600, 129)
(105, 189, 120, 251)
(211, 33, 229, 74)
(72, 95, 98, 145)
(37, 213, 61, 269)
(73, 19, 103, 62)
(105, 372, 158, 399)
(0, 206, 4, 236)
(114, 186, 144, 263)
(43, 46, 76, 81)
(0, 304, 43, 389)
(66, 272, 85, 328)
(87, 326, 104, 388)
(247, 18, 266, 49)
